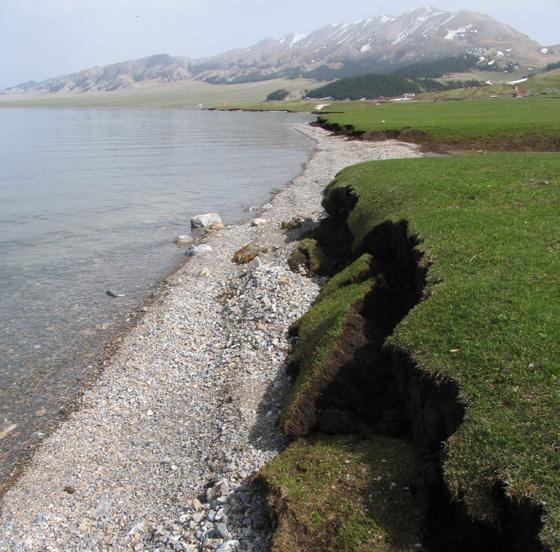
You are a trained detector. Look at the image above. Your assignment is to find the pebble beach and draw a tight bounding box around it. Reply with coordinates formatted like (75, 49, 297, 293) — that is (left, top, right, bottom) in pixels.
(0, 124, 422, 552)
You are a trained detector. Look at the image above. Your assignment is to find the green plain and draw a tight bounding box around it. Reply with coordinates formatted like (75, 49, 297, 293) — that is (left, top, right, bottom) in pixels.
(316, 96, 560, 151)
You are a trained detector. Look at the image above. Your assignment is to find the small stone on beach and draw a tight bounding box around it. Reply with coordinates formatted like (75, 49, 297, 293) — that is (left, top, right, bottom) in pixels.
(186, 244, 213, 257)
(191, 213, 222, 229)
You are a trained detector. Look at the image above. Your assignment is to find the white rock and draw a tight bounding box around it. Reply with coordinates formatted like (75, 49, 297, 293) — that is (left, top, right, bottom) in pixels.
(251, 218, 268, 227)
(191, 213, 222, 229)
(185, 244, 213, 257)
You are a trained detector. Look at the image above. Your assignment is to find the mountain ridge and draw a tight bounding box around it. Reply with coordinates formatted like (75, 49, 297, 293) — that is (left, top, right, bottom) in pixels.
(4, 6, 559, 95)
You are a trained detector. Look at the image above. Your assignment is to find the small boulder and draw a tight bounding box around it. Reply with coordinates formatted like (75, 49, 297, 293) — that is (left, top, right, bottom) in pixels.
(251, 218, 268, 227)
(186, 244, 213, 257)
(191, 213, 222, 229)
(106, 289, 125, 298)
(176, 234, 194, 246)
(232, 243, 259, 264)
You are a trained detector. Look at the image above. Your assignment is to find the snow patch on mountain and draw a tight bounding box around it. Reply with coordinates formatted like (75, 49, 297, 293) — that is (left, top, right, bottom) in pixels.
(380, 15, 396, 24)
(393, 7, 459, 45)
(445, 24, 477, 40)
(279, 33, 306, 47)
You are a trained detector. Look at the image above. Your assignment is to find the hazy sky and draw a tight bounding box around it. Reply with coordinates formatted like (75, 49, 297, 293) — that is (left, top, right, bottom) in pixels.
(1, 0, 559, 90)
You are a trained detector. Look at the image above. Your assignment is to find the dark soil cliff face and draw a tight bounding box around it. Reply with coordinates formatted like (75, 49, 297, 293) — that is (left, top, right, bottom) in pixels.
(281, 186, 548, 551)
(314, 219, 427, 439)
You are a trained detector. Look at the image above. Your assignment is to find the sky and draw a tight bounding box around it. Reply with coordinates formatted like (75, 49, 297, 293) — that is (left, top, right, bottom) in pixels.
(1, 0, 559, 90)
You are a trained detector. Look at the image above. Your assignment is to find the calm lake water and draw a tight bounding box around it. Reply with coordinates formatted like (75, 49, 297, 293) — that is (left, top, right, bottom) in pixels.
(0, 107, 315, 490)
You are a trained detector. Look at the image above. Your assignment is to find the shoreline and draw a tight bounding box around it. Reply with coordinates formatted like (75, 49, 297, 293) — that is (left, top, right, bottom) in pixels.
(0, 124, 422, 551)
(0, 109, 315, 501)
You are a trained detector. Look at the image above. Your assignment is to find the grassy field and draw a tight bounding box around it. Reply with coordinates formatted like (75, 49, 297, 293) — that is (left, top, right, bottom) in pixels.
(333, 153, 559, 541)
(214, 69, 560, 109)
(315, 96, 560, 152)
(0, 78, 318, 108)
(258, 91, 560, 550)
(264, 152, 560, 550)
(1, 68, 557, 110)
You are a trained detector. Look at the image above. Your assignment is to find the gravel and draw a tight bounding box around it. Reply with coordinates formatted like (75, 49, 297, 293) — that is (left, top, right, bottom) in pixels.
(0, 124, 422, 552)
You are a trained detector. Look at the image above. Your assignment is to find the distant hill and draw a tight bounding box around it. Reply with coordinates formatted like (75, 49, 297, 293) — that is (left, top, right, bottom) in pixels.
(3, 6, 559, 95)
(305, 58, 488, 101)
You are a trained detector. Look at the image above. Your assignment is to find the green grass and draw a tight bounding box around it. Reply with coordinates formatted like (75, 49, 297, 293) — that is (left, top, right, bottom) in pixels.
(324, 153, 560, 547)
(319, 253, 372, 299)
(316, 96, 560, 151)
(527, 68, 560, 92)
(280, 261, 374, 435)
(257, 434, 426, 552)
(261, 90, 560, 547)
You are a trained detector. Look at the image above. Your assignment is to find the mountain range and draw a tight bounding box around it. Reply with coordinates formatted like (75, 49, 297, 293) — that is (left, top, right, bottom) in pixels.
(4, 6, 559, 95)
